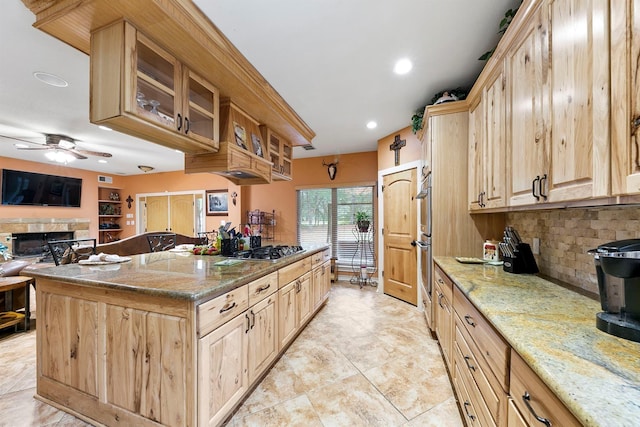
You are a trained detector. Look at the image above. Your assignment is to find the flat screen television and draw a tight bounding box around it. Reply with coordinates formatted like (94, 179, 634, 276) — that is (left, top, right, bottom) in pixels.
(1, 169, 82, 207)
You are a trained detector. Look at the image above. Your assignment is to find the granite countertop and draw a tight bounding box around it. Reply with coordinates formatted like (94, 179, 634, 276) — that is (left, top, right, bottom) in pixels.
(434, 256, 640, 427)
(22, 245, 329, 303)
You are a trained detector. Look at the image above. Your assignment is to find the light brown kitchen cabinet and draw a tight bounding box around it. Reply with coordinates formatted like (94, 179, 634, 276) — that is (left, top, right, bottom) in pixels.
(247, 293, 278, 383)
(185, 101, 272, 185)
(507, 398, 528, 427)
(433, 264, 453, 367)
(296, 272, 313, 328)
(144, 194, 196, 237)
(420, 111, 432, 179)
(469, 67, 507, 211)
(278, 280, 298, 350)
(507, 0, 609, 206)
(311, 249, 331, 310)
(611, 0, 640, 195)
(261, 125, 293, 180)
(198, 311, 249, 427)
(509, 351, 581, 427)
(90, 20, 219, 154)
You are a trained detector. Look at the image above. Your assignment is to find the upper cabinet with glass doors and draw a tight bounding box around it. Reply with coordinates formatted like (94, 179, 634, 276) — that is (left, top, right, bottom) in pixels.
(90, 20, 219, 154)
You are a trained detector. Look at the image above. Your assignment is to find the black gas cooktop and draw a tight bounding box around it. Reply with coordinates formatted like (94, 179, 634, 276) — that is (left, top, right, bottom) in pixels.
(231, 245, 304, 260)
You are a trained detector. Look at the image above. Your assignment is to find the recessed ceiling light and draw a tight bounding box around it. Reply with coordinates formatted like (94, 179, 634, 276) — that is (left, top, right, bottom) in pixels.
(98, 125, 112, 131)
(33, 71, 69, 87)
(366, 121, 378, 129)
(98, 159, 108, 164)
(393, 58, 413, 75)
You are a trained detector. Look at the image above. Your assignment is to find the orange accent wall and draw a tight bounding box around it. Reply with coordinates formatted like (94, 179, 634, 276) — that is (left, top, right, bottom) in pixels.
(377, 126, 421, 171)
(1, 150, 378, 244)
(244, 151, 378, 243)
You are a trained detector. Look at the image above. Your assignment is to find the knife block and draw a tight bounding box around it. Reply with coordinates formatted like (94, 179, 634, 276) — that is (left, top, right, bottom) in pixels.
(221, 237, 239, 256)
(503, 243, 539, 274)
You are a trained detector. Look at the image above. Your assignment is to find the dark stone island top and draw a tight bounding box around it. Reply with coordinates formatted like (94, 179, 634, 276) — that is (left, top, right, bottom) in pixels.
(22, 245, 330, 303)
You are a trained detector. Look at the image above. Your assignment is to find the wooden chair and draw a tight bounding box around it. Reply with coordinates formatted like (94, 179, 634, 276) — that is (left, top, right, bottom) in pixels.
(146, 233, 177, 252)
(47, 238, 97, 266)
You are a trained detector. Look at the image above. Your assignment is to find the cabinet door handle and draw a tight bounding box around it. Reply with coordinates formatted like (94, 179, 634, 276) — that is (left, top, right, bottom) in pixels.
(257, 284, 271, 293)
(463, 401, 476, 421)
(177, 113, 182, 131)
(522, 391, 552, 426)
(245, 313, 250, 333)
(532, 176, 540, 200)
(184, 117, 190, 134)
(539, 173, 548, 200)
(250, 310, 255, 329)
(463, 355, 476, 371)
(464, 314, 476, 327)
(633, 116, 640, 136)
(219, 301, 236, 314)
(437, 292, 444, 309)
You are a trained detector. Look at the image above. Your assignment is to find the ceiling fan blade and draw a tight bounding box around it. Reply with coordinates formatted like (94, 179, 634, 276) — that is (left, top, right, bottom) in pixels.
(74, 149, 112, 158)
(15, 146, 50, 151)
(61, 148, 88, 160)
(0, 133, 46, 146)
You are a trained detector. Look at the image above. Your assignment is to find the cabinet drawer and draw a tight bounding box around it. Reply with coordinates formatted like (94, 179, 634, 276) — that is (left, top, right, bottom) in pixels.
(453, 335, 497, 427)
(278, 257, 311, 287)
(453, 359, 483, 427)
(510, 351, 581, 427)
(198, 285, 249, 337)
(311, 248, 331, 268)
(434, 263, 453, 302)
(455, 321, 505, 426)
(248, 272, 278, 305)
(453, 285, 509, 391)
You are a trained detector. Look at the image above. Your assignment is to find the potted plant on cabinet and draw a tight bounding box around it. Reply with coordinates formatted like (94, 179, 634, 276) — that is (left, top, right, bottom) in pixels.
(355, 211, 371, 232)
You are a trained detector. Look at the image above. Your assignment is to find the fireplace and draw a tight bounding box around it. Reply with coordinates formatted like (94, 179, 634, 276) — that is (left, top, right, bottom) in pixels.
(13, 231, 75, 259)
(0, 218, 91, 259)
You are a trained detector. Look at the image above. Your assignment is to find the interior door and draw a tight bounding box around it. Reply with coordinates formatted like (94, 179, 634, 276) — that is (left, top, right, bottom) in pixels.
(383, 168, 418, 305)
(170, 194, 195, 236)
(145, 195, 169, 232)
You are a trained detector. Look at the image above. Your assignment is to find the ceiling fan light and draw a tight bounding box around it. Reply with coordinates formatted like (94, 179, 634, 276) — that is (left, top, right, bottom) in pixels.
(45, 150, 75, 163)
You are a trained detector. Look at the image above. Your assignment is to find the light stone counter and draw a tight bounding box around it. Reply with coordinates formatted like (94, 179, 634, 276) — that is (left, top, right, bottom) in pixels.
(434, 256, 640, 427)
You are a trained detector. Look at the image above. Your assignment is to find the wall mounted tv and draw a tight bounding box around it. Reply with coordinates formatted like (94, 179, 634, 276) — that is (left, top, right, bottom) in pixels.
(1, 169, 82, 207)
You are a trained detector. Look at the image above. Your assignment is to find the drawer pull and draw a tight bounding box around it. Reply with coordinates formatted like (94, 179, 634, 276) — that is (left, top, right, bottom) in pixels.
(463, 355, 476, 372)
(257, 284, 271, 293)
(219, 301, 237, 314)
(522, 391, 552, 426)
(464, 315, 476, 327)
(463, 401, 476, 421)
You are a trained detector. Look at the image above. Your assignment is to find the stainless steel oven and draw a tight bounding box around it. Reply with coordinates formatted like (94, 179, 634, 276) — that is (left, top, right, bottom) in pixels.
(416, 174, 433, 330)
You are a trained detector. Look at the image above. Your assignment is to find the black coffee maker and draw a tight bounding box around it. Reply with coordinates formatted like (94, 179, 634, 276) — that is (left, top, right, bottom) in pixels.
(589, 239, 640, 342)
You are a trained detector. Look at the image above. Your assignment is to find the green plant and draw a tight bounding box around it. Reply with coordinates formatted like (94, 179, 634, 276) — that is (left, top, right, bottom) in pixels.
(355, 211, 370, 223)
(411, 108, 425, 134)
(479, 2, 522, 61)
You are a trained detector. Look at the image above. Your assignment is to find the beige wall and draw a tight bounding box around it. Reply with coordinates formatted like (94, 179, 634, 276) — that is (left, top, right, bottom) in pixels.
(505, 206, 640, 297)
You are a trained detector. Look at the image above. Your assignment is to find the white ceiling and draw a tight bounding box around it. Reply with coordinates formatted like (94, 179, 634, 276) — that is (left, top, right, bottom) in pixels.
(0, 0, 519, 176)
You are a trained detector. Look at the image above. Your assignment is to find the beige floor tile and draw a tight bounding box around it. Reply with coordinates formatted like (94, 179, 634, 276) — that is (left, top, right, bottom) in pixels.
(232, 395, 323, 427)
(404, 396, 465, 427)
(307, 373, 407, 426)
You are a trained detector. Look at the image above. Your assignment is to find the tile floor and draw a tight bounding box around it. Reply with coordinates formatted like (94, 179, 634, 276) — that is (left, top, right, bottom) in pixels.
(0, 282, 464, 427)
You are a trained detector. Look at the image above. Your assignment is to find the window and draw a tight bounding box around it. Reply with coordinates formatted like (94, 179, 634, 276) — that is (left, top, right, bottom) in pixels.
(297, 186, 374, 269)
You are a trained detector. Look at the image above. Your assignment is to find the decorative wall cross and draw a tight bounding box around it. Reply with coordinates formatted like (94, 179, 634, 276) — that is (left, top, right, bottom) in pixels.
(390, 134, 406, 166)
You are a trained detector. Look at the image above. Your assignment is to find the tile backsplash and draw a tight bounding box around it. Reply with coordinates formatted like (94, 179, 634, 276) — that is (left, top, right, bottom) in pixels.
(506, 206, 640, 297)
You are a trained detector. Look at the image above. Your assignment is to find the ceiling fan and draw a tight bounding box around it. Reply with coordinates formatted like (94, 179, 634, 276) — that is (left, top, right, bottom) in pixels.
(4, 133, 112, 160)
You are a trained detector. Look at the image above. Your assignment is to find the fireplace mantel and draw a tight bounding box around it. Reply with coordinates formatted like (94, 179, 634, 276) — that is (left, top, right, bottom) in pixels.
(0, 218, 90, 255)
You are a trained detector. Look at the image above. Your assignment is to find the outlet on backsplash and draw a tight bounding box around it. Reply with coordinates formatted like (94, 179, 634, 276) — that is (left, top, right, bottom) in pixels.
(532, 237, 540, 255)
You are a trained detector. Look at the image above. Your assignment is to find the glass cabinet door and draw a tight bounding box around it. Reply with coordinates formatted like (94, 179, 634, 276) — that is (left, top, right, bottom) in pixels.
(269, 133, 281, 174)
(134, 36, 179, 131)
(186, 71, 218, 144)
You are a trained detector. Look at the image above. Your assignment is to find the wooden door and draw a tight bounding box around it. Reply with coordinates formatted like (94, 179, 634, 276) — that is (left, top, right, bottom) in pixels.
(145, 195, 169, 232)
(547, 0, 609, 202)
(170, 194, 195, 236)
(383, 168, 418, 305)
(484, 68, 507, 208)
(106, 305, 187, 425)
(296, 272, 313, 326)
(278, 281, 298, 350)
(611, 0, 640, 194)
(468, 98, 484, 210)
(312, 264, 324, 310)
(507, 4, 550, 206)
(198, 313, 249, 427)
(247, 294, 278, 383)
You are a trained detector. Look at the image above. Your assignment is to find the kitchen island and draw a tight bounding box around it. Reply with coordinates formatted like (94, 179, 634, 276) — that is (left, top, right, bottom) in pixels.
(434, 256, 640, 427)
(24, 245, 331, 427)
